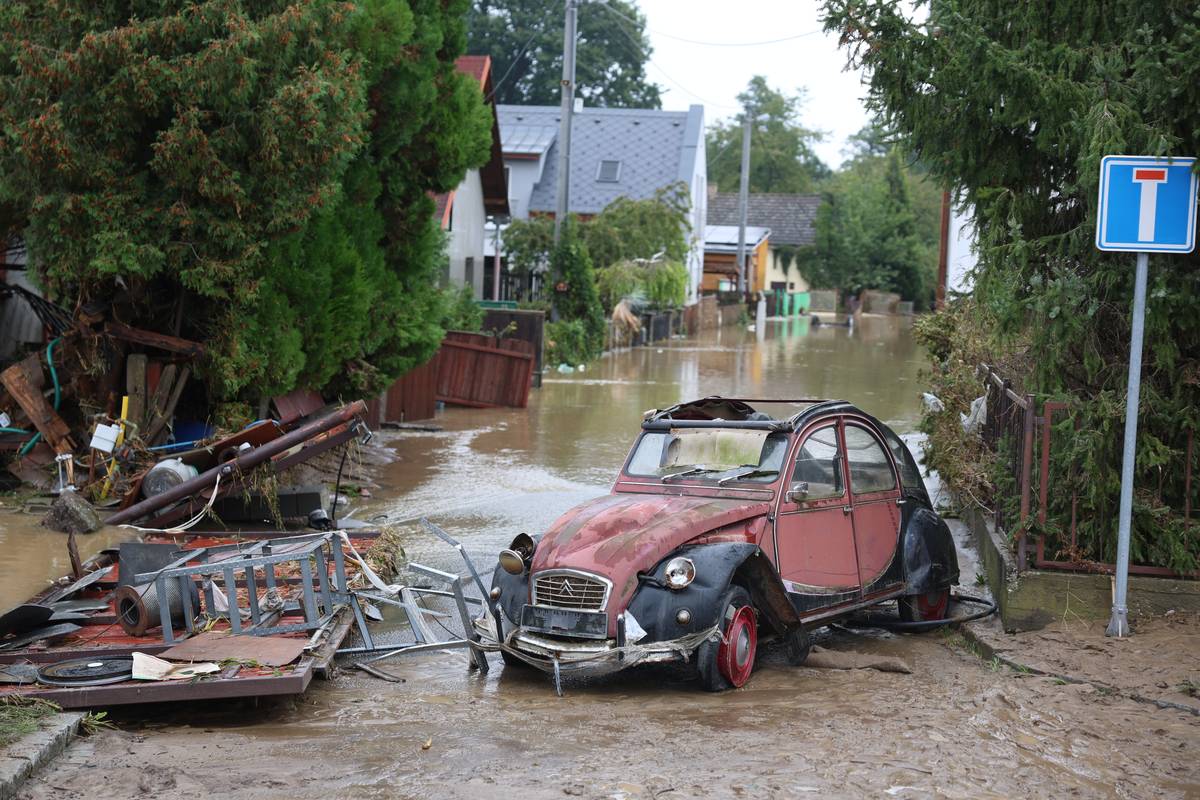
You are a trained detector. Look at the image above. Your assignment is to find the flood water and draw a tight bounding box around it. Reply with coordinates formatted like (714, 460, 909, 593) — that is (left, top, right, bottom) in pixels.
(14, 316, 1200, 800)
(368, 315, 929, 574)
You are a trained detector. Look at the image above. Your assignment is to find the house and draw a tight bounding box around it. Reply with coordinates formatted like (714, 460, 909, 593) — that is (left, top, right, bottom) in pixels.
(495, 103, 708, 303)
(435, 56, 509, 299)
(702, 225, 770, 294)
(707, 192, 821, 293)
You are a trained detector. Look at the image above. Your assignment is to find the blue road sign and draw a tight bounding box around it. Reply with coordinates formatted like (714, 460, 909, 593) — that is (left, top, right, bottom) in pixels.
(1096, 155, 1197, 253)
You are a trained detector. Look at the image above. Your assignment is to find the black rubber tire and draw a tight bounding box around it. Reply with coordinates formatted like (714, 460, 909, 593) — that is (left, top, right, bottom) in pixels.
(783, 626, 812, 666)
(696, 585, 755, 692)
(898, 587, 951, 624)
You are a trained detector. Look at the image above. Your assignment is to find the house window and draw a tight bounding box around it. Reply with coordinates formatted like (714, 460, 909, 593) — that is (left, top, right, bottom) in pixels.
(465, 257, 475, 291)
(596, 160, 621, 182)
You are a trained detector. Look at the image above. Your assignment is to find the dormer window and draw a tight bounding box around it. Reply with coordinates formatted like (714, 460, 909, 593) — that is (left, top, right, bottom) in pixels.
(596, 160, 621, 183)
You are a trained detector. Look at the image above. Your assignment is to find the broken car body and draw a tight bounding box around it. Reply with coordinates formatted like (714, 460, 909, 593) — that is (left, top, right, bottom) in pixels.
(481, 397, 960, 690)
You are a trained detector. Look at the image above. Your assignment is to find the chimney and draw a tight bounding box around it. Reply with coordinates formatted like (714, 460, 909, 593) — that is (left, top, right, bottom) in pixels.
(573, 97, 584, 112)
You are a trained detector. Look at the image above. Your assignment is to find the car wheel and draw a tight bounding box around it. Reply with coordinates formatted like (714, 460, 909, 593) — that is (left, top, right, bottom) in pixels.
(697, 585, 757, 692)
(898, 587, 951, 623)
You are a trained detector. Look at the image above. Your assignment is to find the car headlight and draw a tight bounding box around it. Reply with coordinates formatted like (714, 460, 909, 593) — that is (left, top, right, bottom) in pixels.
(664, 557, 696, 590)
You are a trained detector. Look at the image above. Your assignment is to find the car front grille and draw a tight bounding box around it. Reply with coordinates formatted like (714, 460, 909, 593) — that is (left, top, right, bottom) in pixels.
(532, 571, 609, 611)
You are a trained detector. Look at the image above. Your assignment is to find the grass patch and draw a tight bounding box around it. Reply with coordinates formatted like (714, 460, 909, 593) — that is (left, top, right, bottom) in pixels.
(0, 697, 60, 747)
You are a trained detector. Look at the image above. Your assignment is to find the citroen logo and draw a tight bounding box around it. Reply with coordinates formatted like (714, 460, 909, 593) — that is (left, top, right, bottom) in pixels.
(561, 579, 576, 597)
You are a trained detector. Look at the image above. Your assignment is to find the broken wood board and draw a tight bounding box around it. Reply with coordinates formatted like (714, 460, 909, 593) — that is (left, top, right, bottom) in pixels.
(159, 631, 307, 667)
(143, 363, 176, 431)
(104, 321, 206, 358)
(144, 365, 189, 445)
(0, 361, 73, 452)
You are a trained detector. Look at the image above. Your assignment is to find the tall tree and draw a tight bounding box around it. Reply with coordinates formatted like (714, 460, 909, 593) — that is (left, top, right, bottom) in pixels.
(0, 0, 491, 401)
(822, 0, 1200, 568)
(706, 77, 828, 193)
(467, 0, 661, 107)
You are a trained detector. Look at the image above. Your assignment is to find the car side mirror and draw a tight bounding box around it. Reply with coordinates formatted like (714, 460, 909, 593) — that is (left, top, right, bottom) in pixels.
(786, 481, 809, 503)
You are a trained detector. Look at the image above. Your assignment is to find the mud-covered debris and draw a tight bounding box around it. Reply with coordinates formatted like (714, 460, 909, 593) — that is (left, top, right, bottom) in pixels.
(40, 488, 101, 534)
(804, 646, 912, 674)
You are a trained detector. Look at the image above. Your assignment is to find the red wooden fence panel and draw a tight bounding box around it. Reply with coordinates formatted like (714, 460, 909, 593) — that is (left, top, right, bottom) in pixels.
(435, 331, 533, 408)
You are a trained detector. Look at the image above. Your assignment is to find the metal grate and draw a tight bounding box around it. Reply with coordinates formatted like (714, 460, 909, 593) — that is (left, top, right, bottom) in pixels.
(532, 571, 609, 611)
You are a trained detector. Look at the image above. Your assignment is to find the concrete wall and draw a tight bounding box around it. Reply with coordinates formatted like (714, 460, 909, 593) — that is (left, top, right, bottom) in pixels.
(685, 145, 707, 305)
(966, 505, 1200, 631)
(504, 154, 549, 221)
(446, 169, 485, 298)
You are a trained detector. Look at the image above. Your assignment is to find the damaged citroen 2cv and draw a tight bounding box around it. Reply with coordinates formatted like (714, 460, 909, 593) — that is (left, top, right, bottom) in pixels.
(478, 397, 959, 691)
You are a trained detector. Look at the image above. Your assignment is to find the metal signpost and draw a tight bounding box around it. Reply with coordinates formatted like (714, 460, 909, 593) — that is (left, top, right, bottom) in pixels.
(1095, 155, 1198, 637)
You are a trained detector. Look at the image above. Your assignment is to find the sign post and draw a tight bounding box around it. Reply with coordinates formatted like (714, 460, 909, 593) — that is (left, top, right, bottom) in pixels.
(1095, 155, 1197, 637)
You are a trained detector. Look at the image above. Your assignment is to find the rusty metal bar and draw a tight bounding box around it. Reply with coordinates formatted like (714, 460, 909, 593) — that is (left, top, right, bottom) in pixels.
(1016, 393, 1035, 571)
(106, 401, 366, 525)
(1033, 557, 1200, 580)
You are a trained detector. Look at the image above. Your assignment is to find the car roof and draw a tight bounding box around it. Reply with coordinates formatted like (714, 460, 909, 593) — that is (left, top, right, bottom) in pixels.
(641, 397, 864, 433)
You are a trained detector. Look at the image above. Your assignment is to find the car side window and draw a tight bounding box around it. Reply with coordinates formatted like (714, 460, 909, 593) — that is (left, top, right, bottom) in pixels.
(789, 425, 843, 500)
(844, 425, 897, 494)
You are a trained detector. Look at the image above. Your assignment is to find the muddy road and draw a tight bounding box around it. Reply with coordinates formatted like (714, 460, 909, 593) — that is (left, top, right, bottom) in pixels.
(13, 318, 1200, 798)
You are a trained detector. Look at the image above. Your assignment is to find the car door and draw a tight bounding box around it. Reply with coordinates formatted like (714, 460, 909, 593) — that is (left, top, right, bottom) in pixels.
(843, 422, 903, 592)
(773, 421, 861, 609)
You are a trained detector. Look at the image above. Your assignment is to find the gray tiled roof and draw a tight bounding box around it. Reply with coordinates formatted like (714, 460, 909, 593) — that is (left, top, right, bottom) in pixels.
(708, 192, 821, 246)
(498, 104, 704, 215)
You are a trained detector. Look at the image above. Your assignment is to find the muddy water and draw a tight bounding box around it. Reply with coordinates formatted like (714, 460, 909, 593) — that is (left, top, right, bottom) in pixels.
(366, 315, 928, 573)
(15, 317, 1199, 799)
(0, 506, 128, 609)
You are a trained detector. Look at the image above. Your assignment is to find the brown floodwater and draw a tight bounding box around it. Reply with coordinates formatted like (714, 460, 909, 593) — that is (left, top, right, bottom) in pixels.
(12, 317, 1199, 799)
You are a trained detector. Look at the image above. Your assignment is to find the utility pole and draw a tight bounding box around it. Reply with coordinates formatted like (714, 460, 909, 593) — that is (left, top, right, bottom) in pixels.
(735, 105, 752, 296)
(553, 0, 579, 245)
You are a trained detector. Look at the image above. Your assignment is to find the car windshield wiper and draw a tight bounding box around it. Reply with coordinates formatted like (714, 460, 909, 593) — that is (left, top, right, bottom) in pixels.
(661, 466, 720, 483)
(717, 467, 779, 486)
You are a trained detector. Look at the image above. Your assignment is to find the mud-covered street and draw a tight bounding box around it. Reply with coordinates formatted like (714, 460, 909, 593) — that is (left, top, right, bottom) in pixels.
(15, 320, 1200, 799)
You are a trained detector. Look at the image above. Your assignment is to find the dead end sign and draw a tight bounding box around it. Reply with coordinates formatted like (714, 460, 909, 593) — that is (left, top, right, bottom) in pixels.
(1096, 155, 1197, 252)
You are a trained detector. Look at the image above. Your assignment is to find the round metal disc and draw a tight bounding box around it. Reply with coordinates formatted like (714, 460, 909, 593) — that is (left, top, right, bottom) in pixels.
(38, 656, 133, 686)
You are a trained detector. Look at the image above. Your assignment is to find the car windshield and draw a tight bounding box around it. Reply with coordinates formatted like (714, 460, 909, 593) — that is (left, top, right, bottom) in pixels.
(625, 429, 788, 483)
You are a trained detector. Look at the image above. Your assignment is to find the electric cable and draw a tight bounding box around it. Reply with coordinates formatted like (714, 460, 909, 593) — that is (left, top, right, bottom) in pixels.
(837, 591, 997, 632)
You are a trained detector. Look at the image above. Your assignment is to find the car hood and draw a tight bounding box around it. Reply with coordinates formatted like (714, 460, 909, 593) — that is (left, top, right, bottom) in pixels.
(531, 492, 770, 615)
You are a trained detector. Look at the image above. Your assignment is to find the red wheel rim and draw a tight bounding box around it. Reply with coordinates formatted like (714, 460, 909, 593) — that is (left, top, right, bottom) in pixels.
(916, 589, 950, 620)
(717, 605, 757, 687)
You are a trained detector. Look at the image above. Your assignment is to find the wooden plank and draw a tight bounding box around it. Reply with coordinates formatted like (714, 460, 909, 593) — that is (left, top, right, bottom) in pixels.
(104, 321, 206, 357)
(125, 354, 147, 432)
(144, 365, 189, 445)
(439, 339, 533, 361)
(0, 363, 73, 452)
(143, 363, 176, 430)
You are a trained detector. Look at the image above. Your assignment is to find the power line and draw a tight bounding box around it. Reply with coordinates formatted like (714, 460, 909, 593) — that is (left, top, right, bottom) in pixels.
(485, 26, 544, 102)
(598, 2, 823, 48)
(596, 3, 739, 110)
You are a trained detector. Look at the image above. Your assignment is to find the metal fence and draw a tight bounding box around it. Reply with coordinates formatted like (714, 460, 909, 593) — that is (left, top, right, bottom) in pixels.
(978, 364, 1197, 579)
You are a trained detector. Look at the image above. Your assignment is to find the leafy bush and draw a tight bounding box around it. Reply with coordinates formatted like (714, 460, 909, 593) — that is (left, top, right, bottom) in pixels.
(551, 225, 605, 358)
(643, 261, 688, 309)
(596, 261, 644, 310)
(441, 284, 483, 332)
(544, 319, 592, 367)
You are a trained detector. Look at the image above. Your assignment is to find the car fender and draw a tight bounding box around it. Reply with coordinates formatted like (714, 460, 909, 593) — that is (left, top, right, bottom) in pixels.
(626, 542, 801, 644)
(901, 506, 960, 593)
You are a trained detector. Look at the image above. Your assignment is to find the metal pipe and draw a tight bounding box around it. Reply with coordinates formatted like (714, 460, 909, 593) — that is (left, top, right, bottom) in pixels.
(106, 401, 366, 525)
(1107, 251, 1149, 638)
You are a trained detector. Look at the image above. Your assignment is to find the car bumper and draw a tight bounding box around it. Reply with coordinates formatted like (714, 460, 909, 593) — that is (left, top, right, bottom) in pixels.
(473, 614, 717, 677)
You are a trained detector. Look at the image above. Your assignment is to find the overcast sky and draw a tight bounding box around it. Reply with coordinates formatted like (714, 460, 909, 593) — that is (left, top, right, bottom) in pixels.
(633, 0, 872, 170)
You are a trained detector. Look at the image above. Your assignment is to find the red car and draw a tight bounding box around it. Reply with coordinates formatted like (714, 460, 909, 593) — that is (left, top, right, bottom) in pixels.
(481, 397, 959, 691)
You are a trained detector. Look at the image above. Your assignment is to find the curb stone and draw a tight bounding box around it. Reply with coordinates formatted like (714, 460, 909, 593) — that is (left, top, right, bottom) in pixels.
(0, 712, 85, 800)
(957, 621, 1199, 717)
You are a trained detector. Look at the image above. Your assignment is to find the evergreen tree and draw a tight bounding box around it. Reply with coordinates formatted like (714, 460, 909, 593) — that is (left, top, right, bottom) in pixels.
(467, 0, 661, 108)
(822, 0, 1200, 568)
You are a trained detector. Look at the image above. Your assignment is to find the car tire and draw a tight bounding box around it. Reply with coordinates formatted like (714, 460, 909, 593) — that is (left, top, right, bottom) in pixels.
(898, 587, 951, 623)
(697, 585, 757, 692)
(783, 626, 812, 666)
